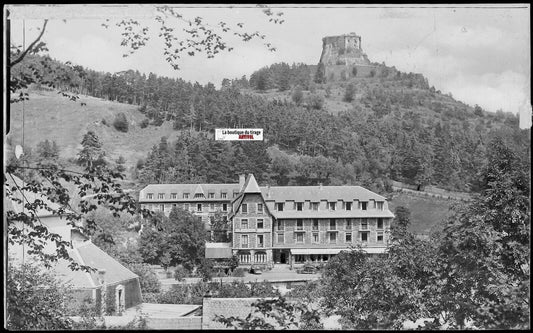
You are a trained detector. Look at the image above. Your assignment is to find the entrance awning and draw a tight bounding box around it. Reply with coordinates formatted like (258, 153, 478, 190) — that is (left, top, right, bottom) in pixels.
(290, 247, 387, 255)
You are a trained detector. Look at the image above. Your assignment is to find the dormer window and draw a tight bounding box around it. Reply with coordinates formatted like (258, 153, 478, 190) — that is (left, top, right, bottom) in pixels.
(221, 192, 227, 199)
(376, 201, 384, 210)
(208, 192, 215, 199)
(170, 193, 177, 199)
(329, 202, 336, 211)
(276, 203, 284, 211)
(146, 193, 154, 199)
(183, 193, 190, 199)
(194, 193, 204, 199)
(296, 202, 303, 211)
(345, 202, 352, 210)
(311, 202, 319, 211)
(360, 201, 368, 210)
(233, 191, 239, 198)
(158, 193, 164, 199)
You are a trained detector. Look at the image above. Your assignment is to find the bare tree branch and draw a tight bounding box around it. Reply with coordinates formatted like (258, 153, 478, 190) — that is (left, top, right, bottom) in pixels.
(10, 19, 48, 68)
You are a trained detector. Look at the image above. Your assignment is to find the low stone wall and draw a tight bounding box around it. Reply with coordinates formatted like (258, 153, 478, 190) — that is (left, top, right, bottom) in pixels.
(146, 316, 202, 329)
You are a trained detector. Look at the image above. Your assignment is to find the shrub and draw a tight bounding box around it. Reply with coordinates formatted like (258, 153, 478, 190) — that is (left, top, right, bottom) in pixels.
(343, 83, 356, 102)
(369, 69, 376, 77)
(231, 267, 246, 277)
(351, 66, 358, 77)
(174, 265, 189, 281)
(307, 94, 324, 110)
(126, 263, 161, 293)
(113, 112, 129, 132)
(291, 86, 304, 105)
(140, 119, 149, 128)
(101, 118, 108, 126)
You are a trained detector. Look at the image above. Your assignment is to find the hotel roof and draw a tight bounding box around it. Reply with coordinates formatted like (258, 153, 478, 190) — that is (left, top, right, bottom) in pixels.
(260, 185, 387, 202)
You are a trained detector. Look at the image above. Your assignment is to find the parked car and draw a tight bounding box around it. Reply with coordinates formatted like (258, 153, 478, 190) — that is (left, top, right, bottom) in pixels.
(249, 265, 263, 275)
(297, 265, 317, 274)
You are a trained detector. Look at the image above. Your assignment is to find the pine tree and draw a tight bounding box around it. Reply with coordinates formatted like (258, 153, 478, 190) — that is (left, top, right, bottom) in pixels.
(77, 131, 105, 168)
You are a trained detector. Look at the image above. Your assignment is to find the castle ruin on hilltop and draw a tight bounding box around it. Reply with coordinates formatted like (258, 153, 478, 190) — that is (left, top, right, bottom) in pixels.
(319, 32, 371, 67)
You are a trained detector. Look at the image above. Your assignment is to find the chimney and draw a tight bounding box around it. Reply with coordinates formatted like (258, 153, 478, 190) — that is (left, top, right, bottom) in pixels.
(239, 174, 246, 191)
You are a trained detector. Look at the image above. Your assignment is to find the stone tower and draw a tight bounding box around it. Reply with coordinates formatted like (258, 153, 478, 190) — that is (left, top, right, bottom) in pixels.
(319, 32, 370, 66)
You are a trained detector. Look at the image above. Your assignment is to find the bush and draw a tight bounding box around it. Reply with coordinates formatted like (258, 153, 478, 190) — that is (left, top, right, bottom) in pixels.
(140, 119, 149, 128)
(231, 267, 246, 277)
(369, 69, 376, 77)
(198, 258, 215, 282)
(291, 86, 304, 105)
(101, 118, 108, 126)
(174, 265, 189, 281)
(126, 263, 161, 293)
(307, 94, 324, 110)
(351, 66, 358, 77)
(113, 112, 129, 132)
(343, 83, 356, 102)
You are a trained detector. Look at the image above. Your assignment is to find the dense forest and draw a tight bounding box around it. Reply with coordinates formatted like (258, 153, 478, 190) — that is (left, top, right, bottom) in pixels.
(13, 54, 529, 192)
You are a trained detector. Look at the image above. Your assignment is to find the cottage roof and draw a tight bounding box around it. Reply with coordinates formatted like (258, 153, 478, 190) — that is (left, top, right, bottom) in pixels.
(205, 242, 233, 259)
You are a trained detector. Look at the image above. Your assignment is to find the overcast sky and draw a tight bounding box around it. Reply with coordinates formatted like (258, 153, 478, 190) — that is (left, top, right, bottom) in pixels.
(7, 4, 531, 127)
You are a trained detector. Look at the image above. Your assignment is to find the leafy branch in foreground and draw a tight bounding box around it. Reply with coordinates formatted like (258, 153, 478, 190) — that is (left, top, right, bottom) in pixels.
(215, 297, 323, 330)
(5, 162, 152, 272)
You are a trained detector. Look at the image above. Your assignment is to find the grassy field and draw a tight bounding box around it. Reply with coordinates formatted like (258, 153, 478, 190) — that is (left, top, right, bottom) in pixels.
(388, 192, 456, 235)
(7, 90, 180, 170)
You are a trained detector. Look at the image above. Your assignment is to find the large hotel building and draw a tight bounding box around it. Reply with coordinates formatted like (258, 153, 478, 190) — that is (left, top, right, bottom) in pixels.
(139, 174, 394, 267)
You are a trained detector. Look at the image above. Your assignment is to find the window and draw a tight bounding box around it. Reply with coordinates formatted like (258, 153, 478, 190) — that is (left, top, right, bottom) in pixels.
(360, 201, 368, 210)
(197, 203, 202, 212)
(296, 219, 303, 230)
(257, 235, 264, 247)
(277, 220, 284, 231)
(312, 219, 319, 231)
(377, 201, 384, 210)
(221, 192, 227, 199)
(329, 202, 336, 210)
(257, 219, 264, 229)
(346, 232, 352, 242)
(241, 235, 249, 248)
(361, 219, 368, 230)
(241, 203, 248, 213)
(377, 218, 384, 229)
(296, 233, 304, 243)
(346, 219, 352, 229)
(159, 204, 164, 211)
(277, 233, 284, 244)
(222, 203, 228, 212)
(329, 232, 337, 243)
(276, 203, 284, 211)
(296, 202, 303, 211)
(209, 203, 215, 211)
(257, 203, 263, 213)
(311, 202, 319, 211)
(194, 193, 204, 199)
(158, 193, 164, 199)
(171, 193, 177, 199)
(208, 192, 215, 199)
(233, 191, 239, 198)
(329, 219, 336, 230)
(184, 203, 190, 211)
(345, 202, 352, 210)
(241, 219, 248, 229)
(312, 233, 319, 243)
(183, 193, 190, 199)
(361, 232, 368, 242)
(146, 193, 154, 199)
(377, 231, 384, 243)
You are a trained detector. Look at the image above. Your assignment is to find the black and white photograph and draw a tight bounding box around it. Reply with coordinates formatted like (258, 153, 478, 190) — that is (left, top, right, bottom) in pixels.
(4, 3, 530, 330)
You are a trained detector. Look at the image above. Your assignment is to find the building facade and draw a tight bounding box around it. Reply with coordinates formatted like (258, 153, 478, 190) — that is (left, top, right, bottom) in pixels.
(139, 174, 395, 267)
